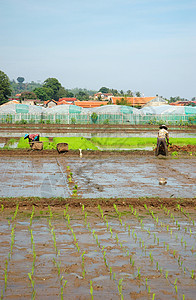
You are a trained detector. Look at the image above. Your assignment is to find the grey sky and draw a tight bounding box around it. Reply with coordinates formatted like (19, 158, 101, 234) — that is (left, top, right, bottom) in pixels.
(0, 0, 195, 99)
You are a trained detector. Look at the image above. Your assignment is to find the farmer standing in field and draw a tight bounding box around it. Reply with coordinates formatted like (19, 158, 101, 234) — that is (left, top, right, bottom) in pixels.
(155, 125, 169, 156)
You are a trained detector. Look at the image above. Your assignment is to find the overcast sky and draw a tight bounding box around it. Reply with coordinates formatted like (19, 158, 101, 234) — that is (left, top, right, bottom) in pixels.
(0, 0, 195, 99)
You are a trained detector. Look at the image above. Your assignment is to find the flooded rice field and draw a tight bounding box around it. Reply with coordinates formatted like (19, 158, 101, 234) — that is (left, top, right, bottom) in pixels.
(0, 205, 195, 299)
(0, 131, 196, 139)
(0, 156, 195, 198)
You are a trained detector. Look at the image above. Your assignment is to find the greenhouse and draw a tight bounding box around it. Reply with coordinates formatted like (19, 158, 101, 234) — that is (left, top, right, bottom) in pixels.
(0, 103, 195, 125)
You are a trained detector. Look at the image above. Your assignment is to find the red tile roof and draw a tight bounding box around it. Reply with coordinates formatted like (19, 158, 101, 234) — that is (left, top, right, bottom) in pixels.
(74, 101, 108, 108)
(111, 97, 156, 106)
(59, 98, 77, 102)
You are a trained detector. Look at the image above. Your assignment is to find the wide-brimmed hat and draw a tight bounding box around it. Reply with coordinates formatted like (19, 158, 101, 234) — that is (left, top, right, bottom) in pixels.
(159, 125, 168, 130)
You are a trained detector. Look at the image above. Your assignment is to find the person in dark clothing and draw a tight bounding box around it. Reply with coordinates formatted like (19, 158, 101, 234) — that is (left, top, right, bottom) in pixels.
(155, 125, 169, 156)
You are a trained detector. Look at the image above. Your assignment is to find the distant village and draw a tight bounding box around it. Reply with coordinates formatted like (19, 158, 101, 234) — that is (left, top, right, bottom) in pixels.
(8, 92, 196, 109)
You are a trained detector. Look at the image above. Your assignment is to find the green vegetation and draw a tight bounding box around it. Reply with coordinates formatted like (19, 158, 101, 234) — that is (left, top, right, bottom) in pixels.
(170, 138, 196, 145)
(4, 136, 196, 150)
(17, 137, 50, 149)
(91, 137, 156, 149)
(53, 137, 98, 150)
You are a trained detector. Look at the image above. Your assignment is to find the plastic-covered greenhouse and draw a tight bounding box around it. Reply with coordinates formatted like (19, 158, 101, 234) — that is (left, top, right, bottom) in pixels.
(0, 103, 195, 125)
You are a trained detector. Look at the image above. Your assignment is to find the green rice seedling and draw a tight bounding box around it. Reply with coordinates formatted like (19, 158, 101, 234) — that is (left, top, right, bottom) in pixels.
(152, 294, 155, 300)
(118, 278, 124, 299)
(72, 188, 77, 196)
(113, 273, 116, 280)
(90, 280, 93, 300)
(1, 204, 4, 212)
(82, 268, 86, 278)
(75, 242, 80, 252)
(109, 227, 113, 237)
(66, 166, 70, 171)
(132, 259, 135, 267)
(109, 267, 112, 278)
(149, 252, 153, 263)
(174, 284, 178, 294)
(82, 204, 85, 212)
(4, 268, 7, 291)
(115, 233, 119, 243)
(148, 286, 151, 294)
(137, 267, 141, 279)
(84, 212, 87, 224)
(48, 205, 53, 218)
(60, 279, 68, 299)
(124, 222, 127, 230)
(12, 204, 19, 221)
(165, 271, 168, 279)
(191, 270, 194, 279)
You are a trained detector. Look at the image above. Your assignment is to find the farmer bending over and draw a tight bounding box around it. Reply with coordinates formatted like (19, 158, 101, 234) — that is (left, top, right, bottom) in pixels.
(155, 125, 169, 156)
(24, 134, 40, 143)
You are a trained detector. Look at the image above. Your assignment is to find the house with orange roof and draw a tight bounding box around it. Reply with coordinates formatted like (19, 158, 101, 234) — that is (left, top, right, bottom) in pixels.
(94, 92, 113, 100)
(111, 96, 156, 107)
(44, 99, 58, 108)
(58, 98, 77, 105)
(170, 101, 191, 106)
(74, 100, 108, 108)
(57, 100, 73, 105)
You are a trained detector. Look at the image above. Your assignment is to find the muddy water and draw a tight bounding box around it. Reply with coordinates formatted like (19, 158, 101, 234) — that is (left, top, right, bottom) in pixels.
(0, 207, 195, 299)
(0, 132, 195, 138)
(0, 156, 195, 198)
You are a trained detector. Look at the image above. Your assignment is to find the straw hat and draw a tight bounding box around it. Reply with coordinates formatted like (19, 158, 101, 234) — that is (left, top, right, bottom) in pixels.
(159, 125, 168, 130)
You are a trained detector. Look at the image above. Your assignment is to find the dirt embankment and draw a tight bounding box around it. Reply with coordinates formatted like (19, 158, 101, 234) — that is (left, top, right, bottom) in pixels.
(0, 197, 195, 209)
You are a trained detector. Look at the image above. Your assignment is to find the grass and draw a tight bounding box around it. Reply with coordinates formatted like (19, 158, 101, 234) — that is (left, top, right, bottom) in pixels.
(17, 137, 50, 149)
(91, 137, 196, 149)
(53, 137, 98, 150)
(91, 137, 156, 149)
(6, 136, 196, 150)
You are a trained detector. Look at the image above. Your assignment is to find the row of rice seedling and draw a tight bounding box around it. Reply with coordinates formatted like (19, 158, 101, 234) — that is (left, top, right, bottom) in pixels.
(99, 204, 159, 298)
(143, 204, 195, 282)
(0, 205, 19, 299)
(47, 206, 68, 299)
(81, 205, 125, 299)
(144, 204, 194, 253)
(112, 203, 193, 299)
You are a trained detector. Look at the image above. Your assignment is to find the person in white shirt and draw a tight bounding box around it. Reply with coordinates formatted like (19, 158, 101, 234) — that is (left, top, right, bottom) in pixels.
(155, 125, 169, 156)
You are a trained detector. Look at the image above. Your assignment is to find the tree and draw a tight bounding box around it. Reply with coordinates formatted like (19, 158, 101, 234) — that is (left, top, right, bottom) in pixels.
(135, 91, 141, 97)
(99, 87, 110, 94)
(76, 90, 89, 101)
(34, 87, 53, 102)
(43, 78, 61, 101)
(116, 98, 129, 106)
(17, 77, 25, 84)
(0, 70, 12, 105)
(126, 90, 134, 97)
(57, 86, 74, 99)
(19, 91, 37, 101)
(91, 112, 98, 123)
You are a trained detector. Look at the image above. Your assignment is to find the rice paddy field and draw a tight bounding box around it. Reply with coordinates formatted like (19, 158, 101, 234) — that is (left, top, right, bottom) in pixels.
(1, 136, 196, 151)
(0, 127, 195, 299)
(0, 203, 195, 300)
